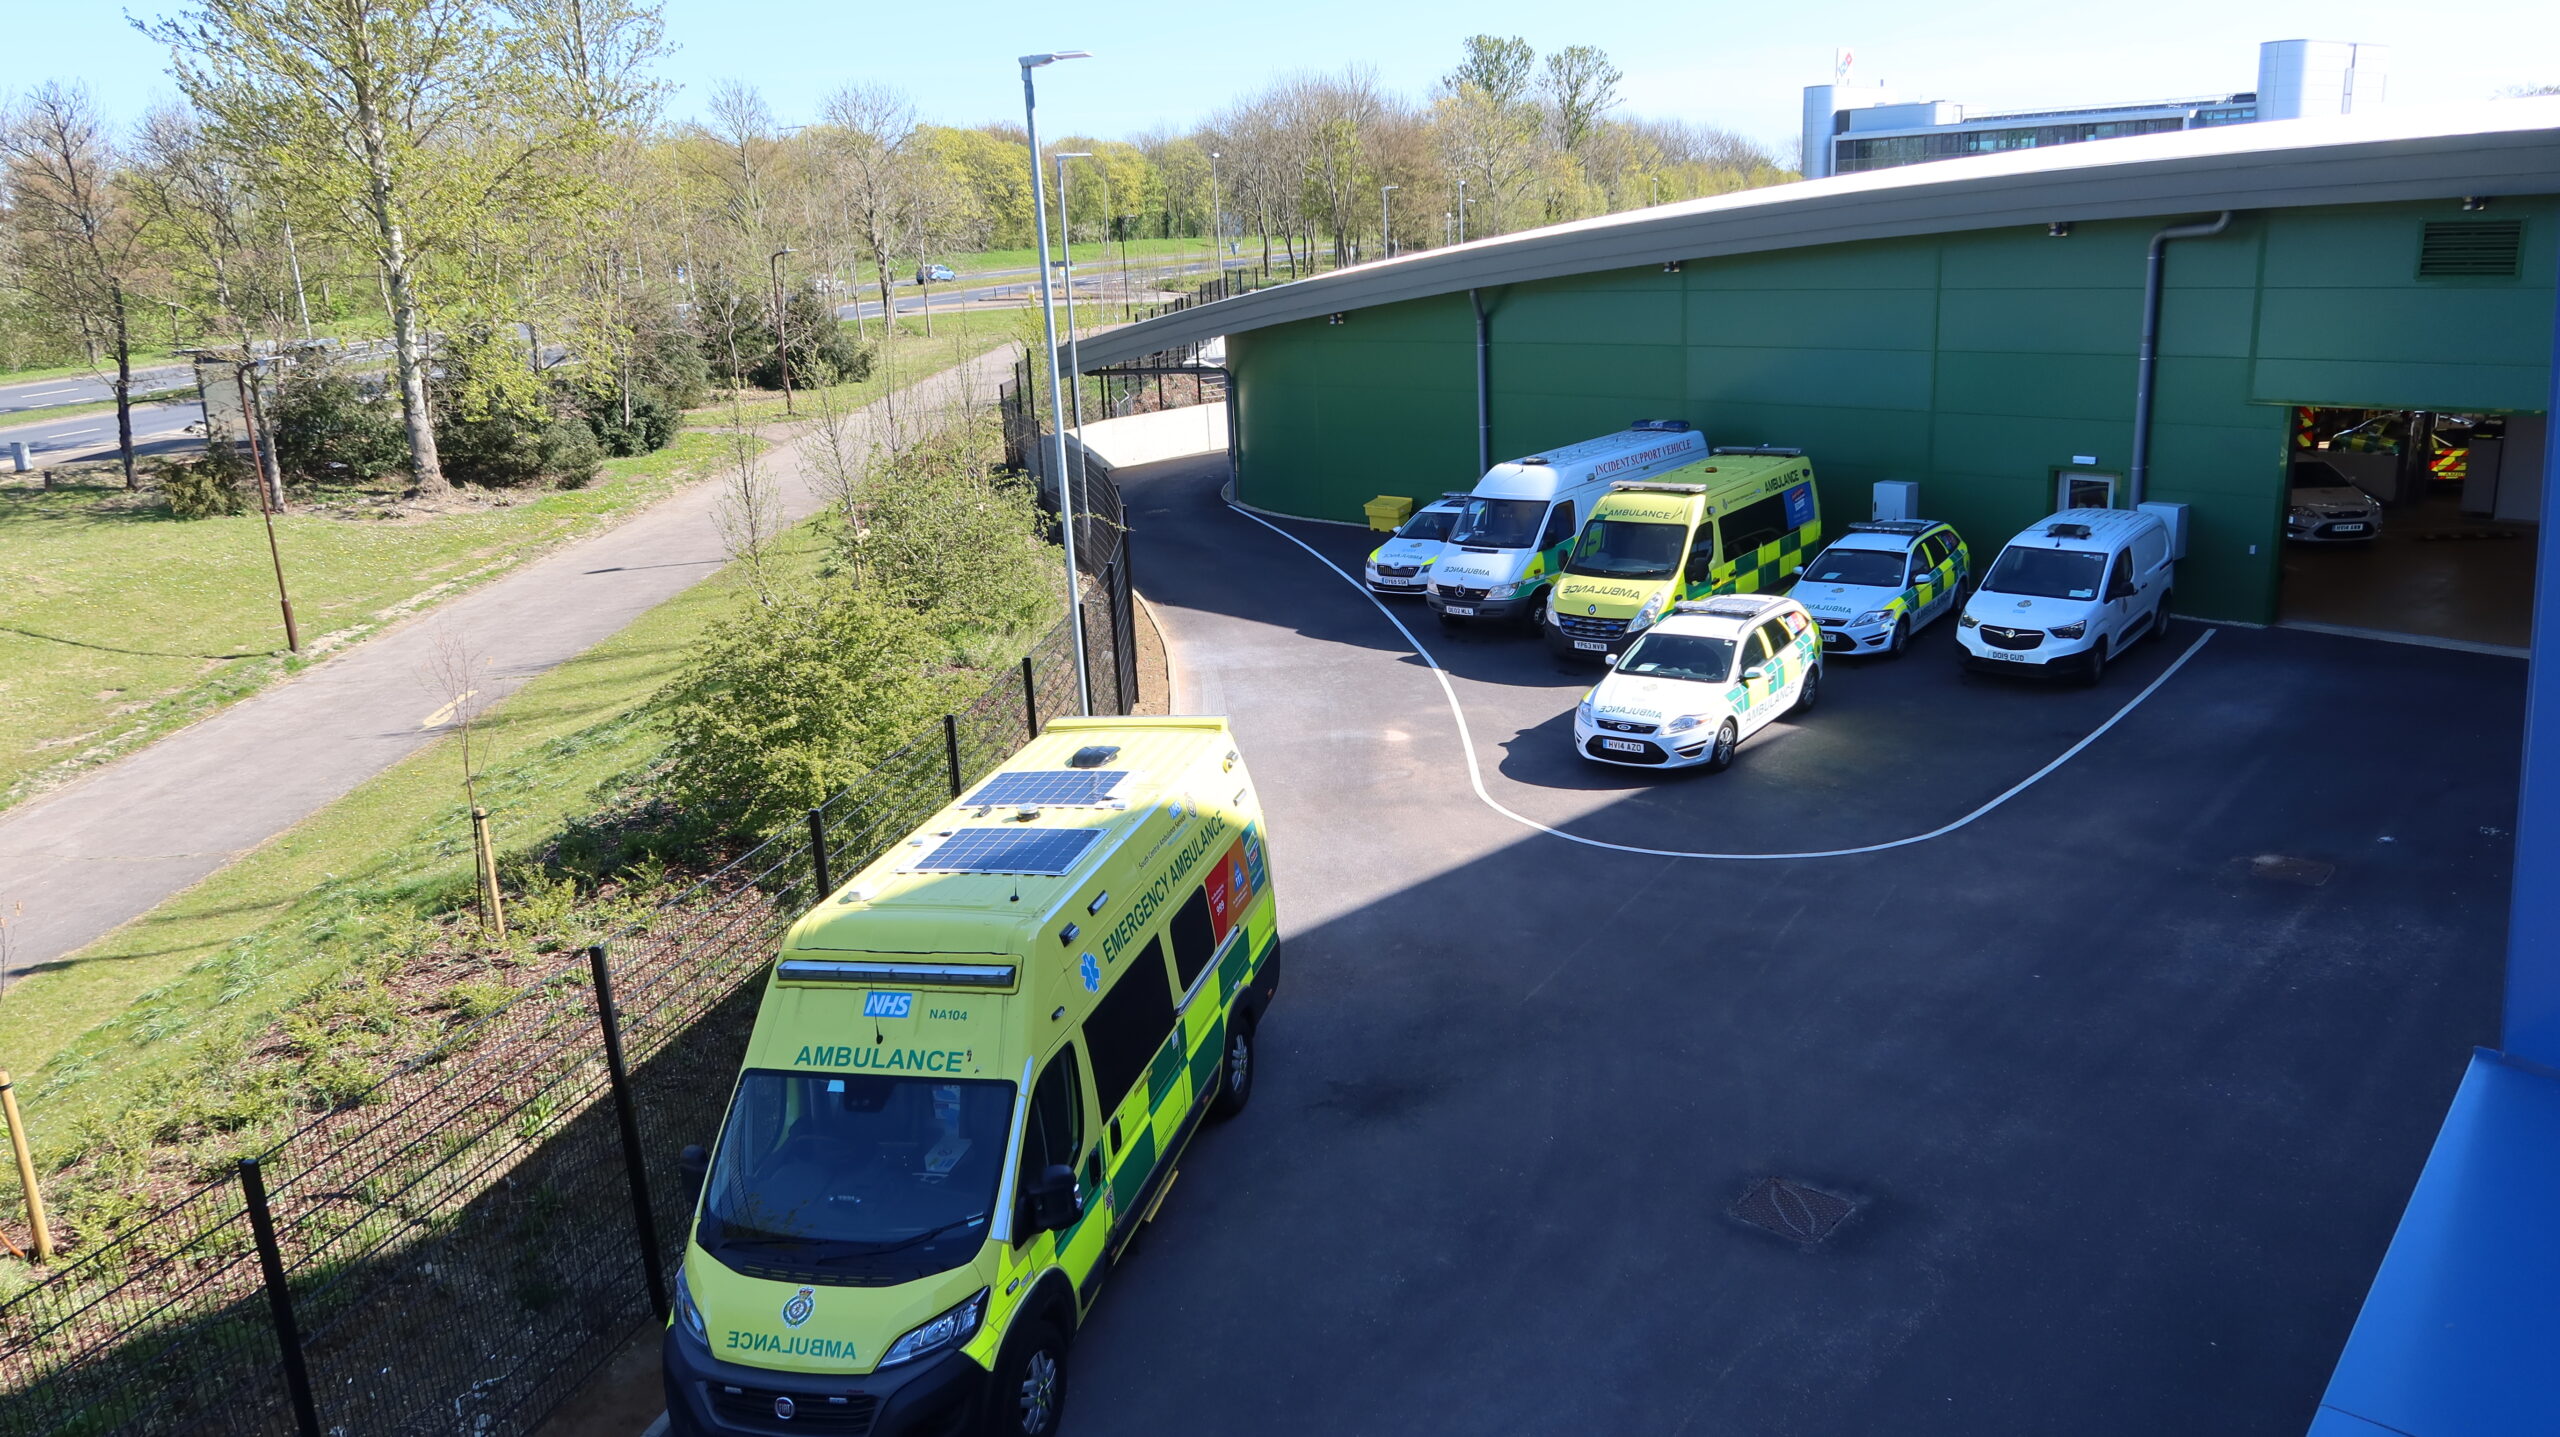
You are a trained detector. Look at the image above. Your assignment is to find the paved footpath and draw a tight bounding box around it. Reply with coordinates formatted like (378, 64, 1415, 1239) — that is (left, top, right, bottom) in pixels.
(0, 349, 1018, 975)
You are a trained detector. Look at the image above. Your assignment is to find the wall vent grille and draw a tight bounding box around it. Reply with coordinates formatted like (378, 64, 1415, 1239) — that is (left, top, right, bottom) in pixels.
(2418, 220, 2523, 278)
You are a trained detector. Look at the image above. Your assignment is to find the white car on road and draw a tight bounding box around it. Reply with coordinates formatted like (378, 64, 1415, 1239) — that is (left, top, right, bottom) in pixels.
(1573, 595, 1822, 771)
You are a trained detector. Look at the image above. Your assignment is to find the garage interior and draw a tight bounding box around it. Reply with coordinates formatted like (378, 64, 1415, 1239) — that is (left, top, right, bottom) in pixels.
(2277, 406, 2549, 652)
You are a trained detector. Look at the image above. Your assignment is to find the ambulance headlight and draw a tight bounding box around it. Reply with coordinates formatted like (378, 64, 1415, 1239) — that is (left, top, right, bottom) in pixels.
(1627, 591, 1670, 633)
(1852, 609, 1892, 627)
(880, 1287, 987, 1368)
(1576, 695, 1597, 724)
(2048, 620, 2088, 639)
(1958, 611, 1980, 629)
(674, 1266, 708, 1341)
(1664, 713, 1706, 734)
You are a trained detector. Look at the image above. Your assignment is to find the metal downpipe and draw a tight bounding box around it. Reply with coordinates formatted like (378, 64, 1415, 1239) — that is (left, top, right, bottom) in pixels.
(1470, 287, 1492, 475)
(2129, 211, 2234, 505)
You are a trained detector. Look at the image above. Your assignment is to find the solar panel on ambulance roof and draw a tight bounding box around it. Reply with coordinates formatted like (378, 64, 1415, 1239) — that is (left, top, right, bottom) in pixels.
(913, 827, 1104, 876)
(964, 770, 1129, 809)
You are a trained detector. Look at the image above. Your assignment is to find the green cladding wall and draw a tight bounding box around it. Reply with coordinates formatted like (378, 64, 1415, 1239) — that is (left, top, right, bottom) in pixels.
(1228, 198, 2557, 623)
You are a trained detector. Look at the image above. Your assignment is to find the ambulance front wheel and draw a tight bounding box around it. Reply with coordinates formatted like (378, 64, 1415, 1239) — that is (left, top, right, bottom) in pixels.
(1885, 617, 1910, 658)
(1704, 719, 1740, 772)
(986, 1320, 1070, 1437)
(1211, 1016, 1257, 1120)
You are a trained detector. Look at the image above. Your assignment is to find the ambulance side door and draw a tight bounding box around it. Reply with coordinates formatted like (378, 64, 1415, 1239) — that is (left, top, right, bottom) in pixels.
(1734, 627, 1781, 733)
(1681, 522, 1718, 600)
(1080, 936, 1186, 1259)
(1010, 1037, 1109, 1314)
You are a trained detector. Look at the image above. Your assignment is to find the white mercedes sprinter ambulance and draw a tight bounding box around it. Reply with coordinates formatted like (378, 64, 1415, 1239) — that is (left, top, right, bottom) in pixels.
(1425, 421, 1707, 627)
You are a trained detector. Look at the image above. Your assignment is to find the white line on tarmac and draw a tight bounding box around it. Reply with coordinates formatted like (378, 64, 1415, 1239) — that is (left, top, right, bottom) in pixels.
(1226, 498, 2217, 861)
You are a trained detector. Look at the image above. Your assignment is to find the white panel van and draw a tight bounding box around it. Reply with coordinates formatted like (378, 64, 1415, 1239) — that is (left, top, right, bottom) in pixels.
(1424, 422, 1708, 627)
(1956, 509, 2174, 684)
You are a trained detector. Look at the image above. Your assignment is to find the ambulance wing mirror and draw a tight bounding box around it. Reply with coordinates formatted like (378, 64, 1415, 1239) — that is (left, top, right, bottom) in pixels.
(1026, 1164, 1083, 1232)
(1742, 663, 1770, 682)
(679, 1144, 710, 1201)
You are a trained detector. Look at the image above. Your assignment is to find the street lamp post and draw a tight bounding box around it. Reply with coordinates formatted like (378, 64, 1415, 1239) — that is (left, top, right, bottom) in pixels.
(1457, 178, 1468, 243)
(1021, 50, 1095, 716)
(1208, 150, 1223, 278)
(1055, 153, 1095, 525)
(1379, 184, 1399, 261)
(768, 247, 797, 415)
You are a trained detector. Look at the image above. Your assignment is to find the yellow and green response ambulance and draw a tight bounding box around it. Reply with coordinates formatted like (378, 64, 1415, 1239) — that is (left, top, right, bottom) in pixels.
(664, 717, 1280, 1437)
(1542, 446, 1822, 662)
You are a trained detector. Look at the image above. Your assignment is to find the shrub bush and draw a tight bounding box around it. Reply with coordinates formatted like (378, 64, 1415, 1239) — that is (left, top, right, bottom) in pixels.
(835, 414, 1056, 654)
(540, 416, 604, 488)
(584, 388, 682, 457)
(161, 448, 251, 518)
(656, 581, 950, 833)
(694, 280, 871, 391)
(268, 352, 409, 484)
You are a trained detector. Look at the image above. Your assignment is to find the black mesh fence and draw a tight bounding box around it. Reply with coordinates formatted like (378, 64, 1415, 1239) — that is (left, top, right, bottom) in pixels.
(0, 468, 1137, 1437)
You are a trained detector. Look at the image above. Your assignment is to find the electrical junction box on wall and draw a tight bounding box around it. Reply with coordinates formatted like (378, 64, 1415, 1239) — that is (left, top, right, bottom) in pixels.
(1872, 481, 1920, 523)
(2139, 501, 2191, 561)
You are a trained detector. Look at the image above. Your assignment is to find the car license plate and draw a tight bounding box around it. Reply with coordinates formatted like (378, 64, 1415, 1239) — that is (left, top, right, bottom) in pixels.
(1600, 738, 1646, 753)
(1573, 640, 1606, 652)
(2332, 523, 2366, 533)
(1444, 605, 1475, 616)
(1983, 649, 2028, 662)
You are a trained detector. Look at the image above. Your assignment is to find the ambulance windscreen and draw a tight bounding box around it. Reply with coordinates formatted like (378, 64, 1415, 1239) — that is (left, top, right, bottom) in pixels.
(964, 770, 1129, 809)
(1804, 547, 1907, 587)
(911, 827, 1103, 875)
(1448, 497, 1545, 549)
(1566, 518, 1685, 579)
(1982, 546, 2105, 601)
(1618, 632, 1742, 684)
(698, 1070, 1011, 1283)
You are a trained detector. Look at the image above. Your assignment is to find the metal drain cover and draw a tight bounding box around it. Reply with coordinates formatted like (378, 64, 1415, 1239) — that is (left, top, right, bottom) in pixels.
(1730, 1178, 1854, 1246)
(2246, 854, 2335, 887)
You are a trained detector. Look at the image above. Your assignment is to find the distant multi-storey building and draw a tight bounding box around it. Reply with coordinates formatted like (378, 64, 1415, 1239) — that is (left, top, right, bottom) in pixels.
(1801, 39, 2388, 179)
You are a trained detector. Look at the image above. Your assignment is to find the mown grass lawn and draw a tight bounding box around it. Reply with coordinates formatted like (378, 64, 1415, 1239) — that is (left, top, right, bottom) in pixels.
(0, 428, 743, 812)
(0, 518, 828, 1156)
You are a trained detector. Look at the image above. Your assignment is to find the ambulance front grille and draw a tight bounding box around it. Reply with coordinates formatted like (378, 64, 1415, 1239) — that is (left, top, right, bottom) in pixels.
(1373, 564, 1420, 577)
(706, 1383, 878, 1434)
(1979, 625, 2044, 651)
(1555, 614, 1628, 640)
(1436, 585, 1491, 602)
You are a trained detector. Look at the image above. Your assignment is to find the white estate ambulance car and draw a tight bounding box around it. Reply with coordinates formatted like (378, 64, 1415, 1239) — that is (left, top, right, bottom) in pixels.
(1572, 595, 1823, 771)
(1426, 422, 1707, 627)
(1364, 495, 1468, 596)
(1957, 509, 2174, 684)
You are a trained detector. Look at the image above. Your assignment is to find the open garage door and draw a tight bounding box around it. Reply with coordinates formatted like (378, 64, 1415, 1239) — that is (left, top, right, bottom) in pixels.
(2276, 405, 2548, 652)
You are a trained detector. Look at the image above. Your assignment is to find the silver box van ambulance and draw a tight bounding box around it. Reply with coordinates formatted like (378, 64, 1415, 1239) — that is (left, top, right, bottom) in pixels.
(1426, 421, 1707, 626)
(1957, 509, 2174, 683)
(665, 717, 1279, 1437)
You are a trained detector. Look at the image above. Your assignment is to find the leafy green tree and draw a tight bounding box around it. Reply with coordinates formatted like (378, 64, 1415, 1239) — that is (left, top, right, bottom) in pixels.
(1447, 35, 1537, 108)
(656, 582, 946, 832)
(268, 351, 409, 482)
(833, 415, 1056, 659)
(1542, 46, 1624, 151)
(145, 0, 665, 498)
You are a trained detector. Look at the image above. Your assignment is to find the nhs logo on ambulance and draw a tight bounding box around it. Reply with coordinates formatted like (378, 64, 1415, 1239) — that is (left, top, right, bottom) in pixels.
(863, 991, 914, 1018)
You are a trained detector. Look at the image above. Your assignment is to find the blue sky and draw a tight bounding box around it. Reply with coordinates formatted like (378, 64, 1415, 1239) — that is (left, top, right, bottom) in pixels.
(29, 0, 2560, 154)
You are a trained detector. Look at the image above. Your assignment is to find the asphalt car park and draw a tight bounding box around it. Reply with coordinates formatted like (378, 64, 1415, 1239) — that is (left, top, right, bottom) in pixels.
(1067, 454, 2513, 1436)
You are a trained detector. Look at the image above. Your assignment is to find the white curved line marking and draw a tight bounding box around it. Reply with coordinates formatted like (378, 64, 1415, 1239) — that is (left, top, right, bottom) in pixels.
(1224, 499, 2216, 861)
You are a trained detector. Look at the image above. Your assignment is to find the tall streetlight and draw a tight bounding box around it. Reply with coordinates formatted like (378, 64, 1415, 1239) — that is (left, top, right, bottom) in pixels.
(1379, 184, 1399, 261)
(1444, 211, 1454, 248)
(768, 246, 797, 415)
(1207, 150, 1223, 279)
(1021, 49, 1094, 716)
(1055, 153, 1095, 526)
(1457, 178, 1469, 243)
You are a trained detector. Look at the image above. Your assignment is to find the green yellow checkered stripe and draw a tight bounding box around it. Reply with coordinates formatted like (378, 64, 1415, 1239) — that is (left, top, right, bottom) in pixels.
(1692, 518, 1822, 600)
(1098, 913, 1276, 1243)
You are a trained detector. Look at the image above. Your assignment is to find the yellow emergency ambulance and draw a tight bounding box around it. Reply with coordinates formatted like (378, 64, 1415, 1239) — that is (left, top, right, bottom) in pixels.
(1542, 446, 1822, 661)
(664, 717, 1279, 1437)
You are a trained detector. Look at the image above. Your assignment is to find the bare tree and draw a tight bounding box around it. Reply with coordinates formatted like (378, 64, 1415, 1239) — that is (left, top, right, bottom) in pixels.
(422, 626, 503, 934)
(820, 83, 922, 343)
(1, 84, 150, 489)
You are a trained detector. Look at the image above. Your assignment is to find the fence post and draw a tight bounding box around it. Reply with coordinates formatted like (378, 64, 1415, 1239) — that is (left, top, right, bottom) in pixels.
(1022, 656, 1039, 738)
(589, 945, 669, 1322)
(807, 808, 832, 900)
(944, 715, 964, 797)
(238, 1157, 322, 1437)
(1115, 552, 1134, 716)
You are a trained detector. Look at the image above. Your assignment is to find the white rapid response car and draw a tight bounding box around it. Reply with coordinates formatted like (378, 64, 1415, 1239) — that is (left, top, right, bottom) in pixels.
(1364, 495, 1468, 596)
(1573, 595, 1822, 772)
